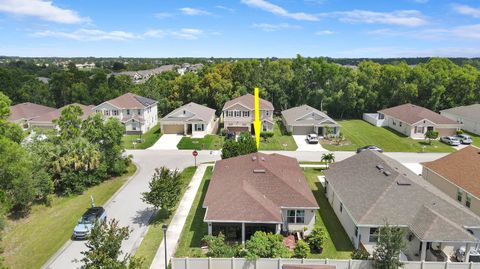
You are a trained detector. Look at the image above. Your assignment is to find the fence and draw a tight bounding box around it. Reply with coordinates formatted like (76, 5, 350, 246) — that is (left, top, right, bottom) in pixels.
(362, 113, 384, 127)
(172, 258, 480, 269)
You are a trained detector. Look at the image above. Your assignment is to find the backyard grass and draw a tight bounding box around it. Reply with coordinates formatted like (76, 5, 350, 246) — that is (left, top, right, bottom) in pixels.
(2, 164, 137, 269)
(122, 124, 161, 149)
(304, 168, 354, 259)
(174, 167, 212, 258)
(134, 166, 197, 268)
(260, 119, 297, 151)
(322, 120, 455, 153)
(177, 135, 224, 150)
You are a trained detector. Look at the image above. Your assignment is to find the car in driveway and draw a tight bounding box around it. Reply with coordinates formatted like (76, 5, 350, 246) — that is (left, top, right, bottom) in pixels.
(306, 133, 319, 144)
(455, 134, 473, 144)
(440, 136, 461, 146)
(72, 207, 107, 240)
(356, 145, 384, 153)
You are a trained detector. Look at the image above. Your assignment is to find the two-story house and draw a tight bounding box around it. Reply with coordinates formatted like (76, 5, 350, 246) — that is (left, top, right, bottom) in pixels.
(92, 93, 158, 134)
(221, 93, 274, 134)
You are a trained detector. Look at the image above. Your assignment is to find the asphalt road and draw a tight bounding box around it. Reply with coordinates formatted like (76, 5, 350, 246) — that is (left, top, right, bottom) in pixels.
(42, 149, 447, 268)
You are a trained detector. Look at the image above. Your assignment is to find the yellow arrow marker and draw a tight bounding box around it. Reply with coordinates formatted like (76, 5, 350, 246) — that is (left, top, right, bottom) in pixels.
(253, 87, 261, 149)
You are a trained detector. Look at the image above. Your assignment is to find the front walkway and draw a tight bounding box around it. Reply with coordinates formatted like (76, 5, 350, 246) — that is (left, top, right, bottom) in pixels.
(293, 135, 328, 151)
(149, 164, 211, 269)
(148, 134, 183, 150)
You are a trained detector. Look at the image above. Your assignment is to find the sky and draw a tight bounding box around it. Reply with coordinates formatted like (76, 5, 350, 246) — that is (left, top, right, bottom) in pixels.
(0, 0, 479, 58)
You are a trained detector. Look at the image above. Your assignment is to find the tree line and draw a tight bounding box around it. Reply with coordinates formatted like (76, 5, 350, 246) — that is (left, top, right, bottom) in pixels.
(1, 56, 480, 119)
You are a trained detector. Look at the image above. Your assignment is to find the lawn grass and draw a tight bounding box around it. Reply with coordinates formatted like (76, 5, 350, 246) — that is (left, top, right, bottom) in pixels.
(464, 131, 480, 148)
(134, 166, 197, 268)
(322, 120, 455, 153)
(260, 119, 297, 151)
(177, 135, 224, 150)
(174, 167, 212, 258)
(122, 124, 162, 149)
(303, 168, 354, 259)
(2, 164, 137, 269)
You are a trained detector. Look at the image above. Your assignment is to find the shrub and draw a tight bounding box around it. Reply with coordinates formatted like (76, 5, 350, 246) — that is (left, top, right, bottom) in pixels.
(244, 231, 291, 260)
(293, 240, 310, 258)
(260, 132, 274, 141)
(456, 130, 464, 135)
(424, 130, 439, 145)
(306, 227, 326, 253)
(351, 248, 370, 260)
(202, 233, 238, 258)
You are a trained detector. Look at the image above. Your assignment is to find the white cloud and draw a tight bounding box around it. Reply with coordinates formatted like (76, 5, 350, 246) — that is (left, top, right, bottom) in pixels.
(321, 9, 426, 27)
(179, 7, 211, 16)
(32, 29, 137, 41)
(155, 12, 174, 19)
(241, 0, 318, 21)
(0, 0, 88, 24)
(171, 28, 204, 40)
(215, 5, 235, 13)
(452, 4, 480, 18)
(252, 23, 300, 31)
(368, 24, 480, 40)
(451, 24, 480, 39)
(315, 30, 335, 35)
(143, 29, 165, 38)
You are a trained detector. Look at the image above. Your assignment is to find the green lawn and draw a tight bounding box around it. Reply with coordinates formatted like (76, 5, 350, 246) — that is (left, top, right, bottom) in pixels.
(260, 119, 298, 151)
(174, 167, 212, 258)
(122, 124, 162, 149)
(303, 168, 354, 259)
(464, 131, 480, 148)
(177, 135, 224, 150)
(3, 164, 137, 269)
(322, 120, 455, 153)
(134, 167, 197, 268)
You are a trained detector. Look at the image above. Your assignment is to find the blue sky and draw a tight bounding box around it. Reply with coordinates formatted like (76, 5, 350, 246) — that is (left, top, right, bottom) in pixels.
(0, 0, 479, 58)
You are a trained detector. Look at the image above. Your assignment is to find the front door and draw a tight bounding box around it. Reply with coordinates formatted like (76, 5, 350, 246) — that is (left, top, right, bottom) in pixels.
(317, 127, 323, 136)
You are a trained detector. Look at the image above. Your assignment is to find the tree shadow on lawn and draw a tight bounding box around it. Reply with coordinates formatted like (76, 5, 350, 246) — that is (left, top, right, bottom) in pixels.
(311, 181, 354, 252)
(187, 179, 210, 248)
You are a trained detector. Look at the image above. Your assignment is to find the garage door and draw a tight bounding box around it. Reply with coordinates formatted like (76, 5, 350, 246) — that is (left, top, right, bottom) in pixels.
(162, 124, 185, 134)
(292, 126, 314, 135)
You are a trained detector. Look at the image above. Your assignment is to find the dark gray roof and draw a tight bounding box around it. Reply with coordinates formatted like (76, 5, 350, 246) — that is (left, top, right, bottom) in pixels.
(324, 150, 480, 242)
(281, 105, 338, 126)
(441, 104, 480, 122)
(134, 95, 157, 107)
(160, 102, 215, 123)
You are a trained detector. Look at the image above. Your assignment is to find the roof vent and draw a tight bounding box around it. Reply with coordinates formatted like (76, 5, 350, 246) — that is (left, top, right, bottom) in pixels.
(253, 169, 266, 173)
(376, 164, 384, 170)
(261, 157, 266, 161)
(252, 155, 257, 161)
(383, 171, 391, 176)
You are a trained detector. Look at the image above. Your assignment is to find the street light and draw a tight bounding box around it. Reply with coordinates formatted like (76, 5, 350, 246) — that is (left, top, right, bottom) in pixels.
(162, 224, 168, 269)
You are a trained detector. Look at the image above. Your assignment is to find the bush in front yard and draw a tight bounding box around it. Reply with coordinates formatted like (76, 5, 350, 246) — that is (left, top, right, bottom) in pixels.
(456, 130, 464, 135)
(260, 132, 274, 141)
(306, 227, 326, 253)
(293, 240, 310, 258)
(351, 248, 370, 260)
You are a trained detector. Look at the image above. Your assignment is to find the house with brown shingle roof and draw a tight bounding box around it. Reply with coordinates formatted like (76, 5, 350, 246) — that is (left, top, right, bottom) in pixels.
(203, 153, 319, 243)
(324, 150, 480, 262)
(92, 92, 158, 134)
(363, 104, 461, 139)
(422, 146, 480, 217)
(29, 104, 95, 129)
(221, 94, 274, 134)
(8, 102, 56, 129)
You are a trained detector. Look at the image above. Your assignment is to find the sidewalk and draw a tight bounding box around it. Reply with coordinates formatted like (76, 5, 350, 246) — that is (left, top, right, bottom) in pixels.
(149, 163, 211, 269)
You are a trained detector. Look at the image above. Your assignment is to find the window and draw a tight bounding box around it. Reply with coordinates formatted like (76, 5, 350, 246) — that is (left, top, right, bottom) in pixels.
(266, 111, 270, 116)
(340, 202, 343, 213)
(137, 109, 141, 115)
(393, 120, 396, 126)
(234, 111, 241, 117)
(113, 110, 118, 116)
(378, 113, 385, 120)
(127, 109, 130, 115)
(226, 111, 233, 117)
(466, 194, 472, 208)
(355, 227, 358, 237)
(457, 189, 463, 202)
(195, 124, 204, 131)
(104, 110, 110, 116)
(243, 111, 250, 117)
(369, 228, 379, 243)
(415, 126, 424, 134)
(399, 122, 402, 127)
(286, 210, 305, 224)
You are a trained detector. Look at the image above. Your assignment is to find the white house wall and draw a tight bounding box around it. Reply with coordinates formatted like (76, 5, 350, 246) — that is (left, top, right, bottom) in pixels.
(441, 111, 480, 135)
(281, 208, 316, 234)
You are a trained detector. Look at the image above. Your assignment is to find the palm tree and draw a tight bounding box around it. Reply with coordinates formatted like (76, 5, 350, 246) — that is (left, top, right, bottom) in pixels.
(321, 153, 335, 168)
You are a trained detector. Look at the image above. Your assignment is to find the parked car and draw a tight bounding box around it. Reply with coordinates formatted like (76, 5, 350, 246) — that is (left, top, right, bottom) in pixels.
(455, 134, 473, 144)
(306, 133, 319, 144)
(72, 207, 107, 240)
(356, 145, 384, 153)
(440, 136, 461, 146)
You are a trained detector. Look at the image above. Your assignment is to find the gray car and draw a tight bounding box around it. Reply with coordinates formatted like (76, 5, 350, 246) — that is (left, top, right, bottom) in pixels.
(440, 136, 461, 146)
(455, 134, 473, 144)
(72, 207, 107, 240)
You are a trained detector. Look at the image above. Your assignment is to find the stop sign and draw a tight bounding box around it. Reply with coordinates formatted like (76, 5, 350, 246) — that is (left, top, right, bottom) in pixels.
(192, 150, 198, 157)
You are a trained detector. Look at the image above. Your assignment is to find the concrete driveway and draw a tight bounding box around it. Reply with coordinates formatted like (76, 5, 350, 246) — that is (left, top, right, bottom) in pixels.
(148, 134, 183, 150)
(43, 150, 220, 269)
(293, 135, 327, 151)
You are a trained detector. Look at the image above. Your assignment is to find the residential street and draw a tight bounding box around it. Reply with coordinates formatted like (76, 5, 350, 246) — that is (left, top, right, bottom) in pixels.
(43, 149, 447, 268)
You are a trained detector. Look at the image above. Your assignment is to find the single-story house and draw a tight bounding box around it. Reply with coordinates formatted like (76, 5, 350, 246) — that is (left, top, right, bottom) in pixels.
(8, 102, 56, 129)
(441, 104, 480, 135)
(160, 102, 217, 137)
(29, 104, 95, 129)
(422, 146, 480, 217)
(363, 103, 462, 139)
(203, 153, 319, 244)
(281, 105, 340, 136)
(324, 150, 480, 262)
(222, 94, 274, 134)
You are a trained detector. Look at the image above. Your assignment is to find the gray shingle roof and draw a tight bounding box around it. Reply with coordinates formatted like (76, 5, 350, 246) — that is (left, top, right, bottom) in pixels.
(160, 102, 215, 122)
(441, 104, 480, 122)
(281, 105, 338, 126)
(222, 94, 274, 111)
(324, 150, 480, 242)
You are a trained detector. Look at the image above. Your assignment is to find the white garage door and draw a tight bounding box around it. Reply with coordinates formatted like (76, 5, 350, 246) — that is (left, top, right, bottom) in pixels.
(292, 126, 314, 135)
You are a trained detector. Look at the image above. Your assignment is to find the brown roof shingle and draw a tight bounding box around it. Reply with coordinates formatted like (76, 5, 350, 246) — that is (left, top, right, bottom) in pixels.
(222, 94, 274, 111)
(379, 103, 458, 125)
(30, 104, 95, 123)
(423, 146, 480, 197)
(8, 102, 56, 121)
(203, 153, 318, 223)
